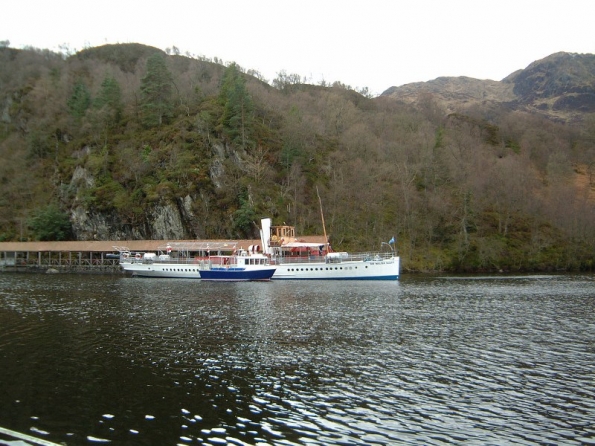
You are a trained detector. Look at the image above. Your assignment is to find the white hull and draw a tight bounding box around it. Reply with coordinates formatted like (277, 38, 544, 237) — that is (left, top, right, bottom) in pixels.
(120, 256, 399, 280)
(120, 261, 202, 278)
(271, 256, 400, 280)
(260, 218, 400, 280)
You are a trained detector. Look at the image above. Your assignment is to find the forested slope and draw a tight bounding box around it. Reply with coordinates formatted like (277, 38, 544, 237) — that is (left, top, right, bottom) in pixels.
(1, 43, 594, 272)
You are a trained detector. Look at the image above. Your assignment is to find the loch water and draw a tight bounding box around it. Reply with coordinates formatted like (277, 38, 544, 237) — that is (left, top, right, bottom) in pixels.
(0, 273, 594, 445)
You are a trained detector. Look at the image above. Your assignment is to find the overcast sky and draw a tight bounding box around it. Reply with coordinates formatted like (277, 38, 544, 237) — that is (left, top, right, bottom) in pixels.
(4, 0, 594, 95)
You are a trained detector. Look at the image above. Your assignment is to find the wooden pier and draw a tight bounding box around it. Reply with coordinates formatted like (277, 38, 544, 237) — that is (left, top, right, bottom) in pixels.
(0, 240, 164, 273)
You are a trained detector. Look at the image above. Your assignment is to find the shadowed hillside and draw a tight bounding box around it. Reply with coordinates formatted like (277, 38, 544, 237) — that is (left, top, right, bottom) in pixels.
(383, 52, 595, 123)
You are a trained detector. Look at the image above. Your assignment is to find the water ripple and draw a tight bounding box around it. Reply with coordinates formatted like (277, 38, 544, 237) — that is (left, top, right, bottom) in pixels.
(0, 274, 594, 444)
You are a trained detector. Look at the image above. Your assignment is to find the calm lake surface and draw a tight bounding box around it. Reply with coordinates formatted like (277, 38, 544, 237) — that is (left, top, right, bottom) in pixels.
(0, 273, 594, 445)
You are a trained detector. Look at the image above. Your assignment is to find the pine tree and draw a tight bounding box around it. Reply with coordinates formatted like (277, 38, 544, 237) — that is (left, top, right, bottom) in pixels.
(67, 80, 91, 119)
(219, 63, 254, 149)
(94, 75, 123, 125)
(140, 53, 173, 127)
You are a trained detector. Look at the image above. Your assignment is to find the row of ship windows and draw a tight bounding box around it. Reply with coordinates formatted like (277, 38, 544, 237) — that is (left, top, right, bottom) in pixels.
(162, 269, 198, 272)
(155, 266, 372, 273)
(288, 266, 367, 271)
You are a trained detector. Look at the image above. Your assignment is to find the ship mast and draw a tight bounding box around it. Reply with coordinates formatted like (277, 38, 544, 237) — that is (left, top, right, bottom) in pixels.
(316, 186, 329, 252)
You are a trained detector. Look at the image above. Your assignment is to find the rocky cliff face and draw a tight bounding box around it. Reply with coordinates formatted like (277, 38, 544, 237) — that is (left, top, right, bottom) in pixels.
(70, 200, 197, 241)
(382, 52, 595, 123)
(68, 166, 197, 241)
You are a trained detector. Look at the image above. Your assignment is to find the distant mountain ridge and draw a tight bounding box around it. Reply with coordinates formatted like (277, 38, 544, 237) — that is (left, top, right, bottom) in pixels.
(381, 52, 595, 122)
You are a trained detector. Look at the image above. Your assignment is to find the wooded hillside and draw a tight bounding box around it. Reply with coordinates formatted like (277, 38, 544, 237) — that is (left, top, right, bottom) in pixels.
(1, 43, 594, 272)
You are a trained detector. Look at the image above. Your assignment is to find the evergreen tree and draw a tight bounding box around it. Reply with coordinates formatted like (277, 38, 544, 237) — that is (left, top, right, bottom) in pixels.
(219, 63, 254, 149)
(140, 53, 173, 127)
(94, 75, 123, 125)
(232, 190, 256, 237)
(67, 80, 91, 119)
(28, 204, 73, 241)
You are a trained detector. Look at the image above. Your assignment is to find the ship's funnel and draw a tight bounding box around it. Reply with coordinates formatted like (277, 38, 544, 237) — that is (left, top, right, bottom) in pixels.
(260, 218, 272, 255)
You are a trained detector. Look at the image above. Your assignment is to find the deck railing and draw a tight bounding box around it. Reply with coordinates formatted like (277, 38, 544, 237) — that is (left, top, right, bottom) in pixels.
(272, 251, 395, 265)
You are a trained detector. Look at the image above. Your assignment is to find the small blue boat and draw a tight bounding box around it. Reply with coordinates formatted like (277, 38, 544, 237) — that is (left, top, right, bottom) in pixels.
(199, 252, 275, 281)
